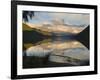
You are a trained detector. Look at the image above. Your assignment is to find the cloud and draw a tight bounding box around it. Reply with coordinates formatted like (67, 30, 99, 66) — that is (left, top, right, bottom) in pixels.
(29, 11, 89, 25)
(48, 12, 90, 25)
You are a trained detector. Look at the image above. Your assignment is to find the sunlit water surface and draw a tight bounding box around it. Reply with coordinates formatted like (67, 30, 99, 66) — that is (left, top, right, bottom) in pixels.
(23, 38, 89, 68)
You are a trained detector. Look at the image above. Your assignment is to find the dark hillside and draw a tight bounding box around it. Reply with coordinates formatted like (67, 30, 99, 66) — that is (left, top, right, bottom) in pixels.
(76, 26, 89, 49)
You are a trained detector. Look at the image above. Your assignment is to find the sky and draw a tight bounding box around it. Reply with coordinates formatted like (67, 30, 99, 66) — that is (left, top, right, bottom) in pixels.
(25, 11, 90, 26)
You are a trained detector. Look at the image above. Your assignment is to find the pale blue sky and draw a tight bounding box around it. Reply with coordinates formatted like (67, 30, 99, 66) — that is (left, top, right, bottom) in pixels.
(26, 11, 90, 26)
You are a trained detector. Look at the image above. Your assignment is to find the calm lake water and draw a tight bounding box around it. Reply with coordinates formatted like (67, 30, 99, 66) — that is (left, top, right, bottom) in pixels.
(23, 37, 89, 69)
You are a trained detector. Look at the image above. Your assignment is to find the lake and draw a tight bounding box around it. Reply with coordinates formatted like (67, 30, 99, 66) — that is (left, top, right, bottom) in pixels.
(23, 37, 89, 69)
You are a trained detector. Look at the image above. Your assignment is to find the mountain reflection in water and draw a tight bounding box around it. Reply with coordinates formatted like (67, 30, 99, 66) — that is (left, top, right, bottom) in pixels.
(23, 38, 89, 68)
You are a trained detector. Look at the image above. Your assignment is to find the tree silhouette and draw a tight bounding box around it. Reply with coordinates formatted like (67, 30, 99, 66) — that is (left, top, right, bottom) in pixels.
(23, 11, 34, 22)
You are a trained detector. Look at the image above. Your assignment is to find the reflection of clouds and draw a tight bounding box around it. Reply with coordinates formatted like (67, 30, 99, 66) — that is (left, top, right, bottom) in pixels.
(38, 40, 84, 50)
(49, 55, 66, 63)
(26, 46, 52, 57)
(63, 48, 89, 60)
(25, 40, 89, 64)
(49, 55, 80, 65)
(49, 46, 89, 65)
